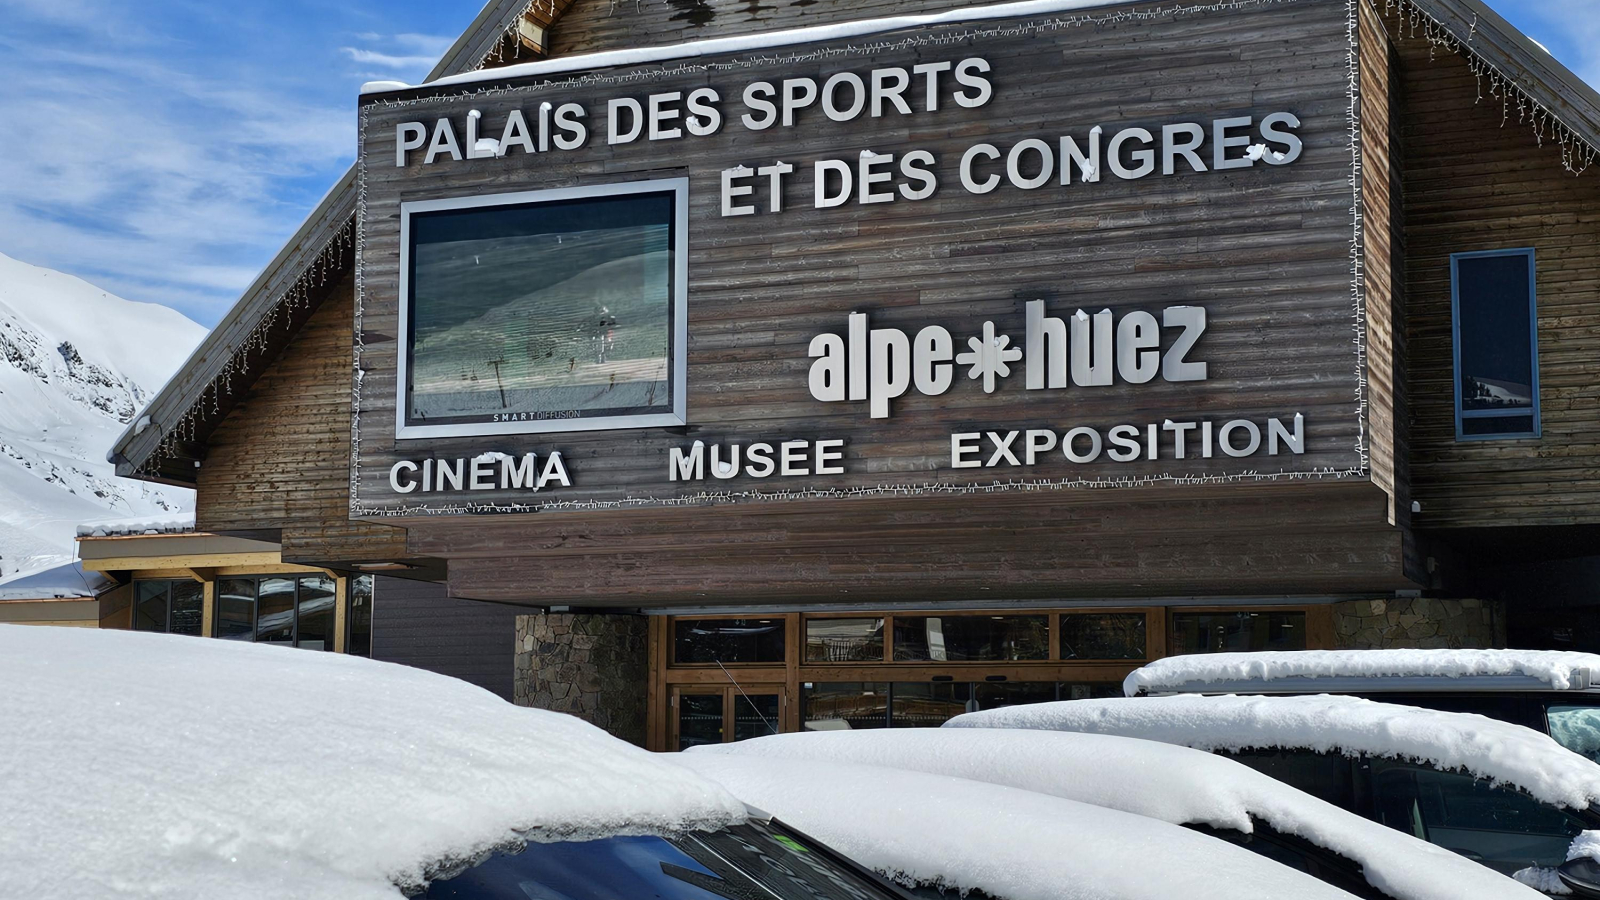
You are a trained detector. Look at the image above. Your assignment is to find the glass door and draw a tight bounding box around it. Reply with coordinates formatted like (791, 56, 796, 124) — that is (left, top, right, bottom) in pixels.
(672, 685, 786, 751)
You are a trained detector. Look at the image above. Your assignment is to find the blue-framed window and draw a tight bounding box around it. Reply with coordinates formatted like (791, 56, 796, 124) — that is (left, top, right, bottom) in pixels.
(1451, 248, 1540, 440)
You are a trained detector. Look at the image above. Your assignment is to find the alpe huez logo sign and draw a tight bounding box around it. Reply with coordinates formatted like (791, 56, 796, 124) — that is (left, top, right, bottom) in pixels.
(384, 55, 1313, 496)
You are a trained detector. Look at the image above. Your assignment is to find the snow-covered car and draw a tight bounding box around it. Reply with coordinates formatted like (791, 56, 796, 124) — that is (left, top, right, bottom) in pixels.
(689, 727, 1543, 900)
(674, 752, 1369, 900)
(0, 625, 910, 900)
(1121, 649, 1600, 763)
(946, 693, 1600, 896)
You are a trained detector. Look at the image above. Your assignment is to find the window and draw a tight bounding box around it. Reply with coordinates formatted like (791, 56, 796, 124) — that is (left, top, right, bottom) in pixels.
(1452, 248, 1539, 439)
(347, 575, 374, 657)
(212, 575, 338, 651)
(893, 615, 1049, 661)
(1170, 610, 1306, 655)
(803, 683, 891, 731)
(1059, 613, 1146, 660)
(803, 681, 1065, 731)
(805, 618, 884, 662)
(1547, 704, 1600, 763)
(673, 618, 786, 665)
(398, 179, 688, 439)
(131, 580, 203, 636)
(1370, 760, 1584, 875)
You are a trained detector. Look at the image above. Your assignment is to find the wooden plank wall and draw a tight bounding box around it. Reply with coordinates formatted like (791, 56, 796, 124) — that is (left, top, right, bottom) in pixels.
(196, 277, 408, 562)
(1394, 18, 1600, 529)
(551, 0, 979, 57)
(357, 0, 1368, 518)
(1359, 0, 1405, 529)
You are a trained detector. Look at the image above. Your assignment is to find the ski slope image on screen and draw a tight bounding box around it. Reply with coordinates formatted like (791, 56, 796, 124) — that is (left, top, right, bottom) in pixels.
(403, 188, 676, 432)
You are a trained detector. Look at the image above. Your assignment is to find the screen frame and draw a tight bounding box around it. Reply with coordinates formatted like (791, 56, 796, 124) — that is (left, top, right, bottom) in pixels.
(395, 177, 689, 440)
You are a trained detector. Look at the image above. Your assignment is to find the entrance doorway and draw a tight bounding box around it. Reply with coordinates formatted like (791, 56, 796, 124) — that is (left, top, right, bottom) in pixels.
(672, 684, 786, 751)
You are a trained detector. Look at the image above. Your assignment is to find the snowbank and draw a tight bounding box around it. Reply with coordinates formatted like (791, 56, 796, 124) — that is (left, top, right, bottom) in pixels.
(0, 626, 746, 900)
(675, 753, 1361, 900)
(946, 694, 1600, 810)
(693, 729, 1540, 900)
(0, 559, 114, 600)
(1124, 649, 1600, 694)
(76, 511, 196, 537)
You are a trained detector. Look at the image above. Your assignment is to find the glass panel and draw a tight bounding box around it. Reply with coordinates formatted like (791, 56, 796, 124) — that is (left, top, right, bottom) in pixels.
(168, 581, 203, 637)
(216, 578, 256, 640)
(1371, 760, 1583, 876)
(805, 617, 884, 662)
(673, 618, 786, 664)
(348, 575, 374, 657)
(407, 191, 676, 430)
(894, 615, 1048, 661)
(296, 575, 336, 651)
(1059, 613, 1146, 660)
(890, 683, 972, 727)
(677, 693, 724, 750)
(971, 682, 1057, 711)
(1547, 705, 1600, 764)
(133, 581, 167, 632)
(1462, 415, 1536, 437)
(804, 683, 890, 731)
(1456, 252, 1534, 412)
(1059, 681, 1123, 701)
(1169, 611, 1307, 655)
(255, 577, 296, 645)
(732, 694, 780, 742)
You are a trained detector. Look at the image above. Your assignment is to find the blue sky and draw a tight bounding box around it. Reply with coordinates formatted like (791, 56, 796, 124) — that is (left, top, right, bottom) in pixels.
(0, 0, 1595, 328)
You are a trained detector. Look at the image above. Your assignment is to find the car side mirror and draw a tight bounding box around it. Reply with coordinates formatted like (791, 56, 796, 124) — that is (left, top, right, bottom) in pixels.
(1559, 858, 1600, 899)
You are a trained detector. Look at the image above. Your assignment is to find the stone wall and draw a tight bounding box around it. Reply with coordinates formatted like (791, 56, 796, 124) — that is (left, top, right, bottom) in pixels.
(1333, 597, 1505, 649)
(514, 613, 648, 745)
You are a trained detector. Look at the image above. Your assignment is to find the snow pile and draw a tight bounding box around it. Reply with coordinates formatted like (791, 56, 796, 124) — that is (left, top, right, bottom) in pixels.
(76, 511, 196, 537)
(946, 694, 1600, 810)
(0, 626, 746, 900)
(675, 753, 1361, 900)
(1123, 649, 1600, 694)
(0, 559, 115, 600)
(694, 729, 1541, 900)
(0, 252, 202, 573)
(1511, 866, 1570, 895)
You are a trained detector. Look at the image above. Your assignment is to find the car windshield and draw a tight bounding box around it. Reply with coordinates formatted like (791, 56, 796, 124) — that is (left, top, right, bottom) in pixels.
(422, 818, 906, 900)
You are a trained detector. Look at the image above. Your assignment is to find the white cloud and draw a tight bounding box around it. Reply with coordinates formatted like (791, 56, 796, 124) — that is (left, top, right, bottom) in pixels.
(340, 47, 438, 70)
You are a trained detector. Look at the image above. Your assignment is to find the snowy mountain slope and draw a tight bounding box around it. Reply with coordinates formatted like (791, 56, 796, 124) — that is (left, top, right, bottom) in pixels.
(0, 251, 205, 577)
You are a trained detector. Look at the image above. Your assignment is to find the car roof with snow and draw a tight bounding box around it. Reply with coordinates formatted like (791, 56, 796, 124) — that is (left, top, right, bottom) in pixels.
(690, 728, 1541, 900)
(674, 752, 1365, 900)
(945, 693, 1600, 812)
(0, 625, 747, 900)
(1122, 649, 1600, 696)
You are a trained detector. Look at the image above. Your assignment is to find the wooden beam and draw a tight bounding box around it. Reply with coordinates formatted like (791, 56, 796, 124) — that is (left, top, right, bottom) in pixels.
(82, 552, 286, 572)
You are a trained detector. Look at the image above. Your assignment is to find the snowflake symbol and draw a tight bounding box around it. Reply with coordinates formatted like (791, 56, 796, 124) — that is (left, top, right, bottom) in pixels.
(955, 321, 1023, 393)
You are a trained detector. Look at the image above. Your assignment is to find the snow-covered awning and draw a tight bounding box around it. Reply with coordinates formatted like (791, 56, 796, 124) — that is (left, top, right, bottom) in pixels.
(0, 560, 116, 601)
(1123, 649, 1600, 695)
(76, 512, 197, 538)
(0, 627, 746, 898)
(946, 693, 1600, 811)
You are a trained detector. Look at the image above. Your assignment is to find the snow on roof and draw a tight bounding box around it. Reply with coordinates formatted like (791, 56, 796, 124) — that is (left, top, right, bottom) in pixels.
(1, 626, 746, 900)
(1124, 649, 1600, 695)
(674, 753, 1362, 900)
(0, 559, 115, 601)
(694, 729, 1540, 900)
(946, 694, 1600, 811)
(363, 0, 1136, 96)
(76, 511, 196, 537)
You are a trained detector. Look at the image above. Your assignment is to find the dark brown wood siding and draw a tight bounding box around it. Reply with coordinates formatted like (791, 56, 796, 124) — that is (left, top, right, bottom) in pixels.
(371, 575, 520, 699)
(1395, 19, 1600, 529)
(195, 278, 408, 561)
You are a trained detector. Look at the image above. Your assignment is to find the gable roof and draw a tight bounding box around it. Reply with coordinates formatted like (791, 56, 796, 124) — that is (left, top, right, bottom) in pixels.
(113, 0, 1600, 486)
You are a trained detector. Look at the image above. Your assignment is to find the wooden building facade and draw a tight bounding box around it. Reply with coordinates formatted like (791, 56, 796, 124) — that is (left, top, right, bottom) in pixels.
(111, 0, 1600, 748)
